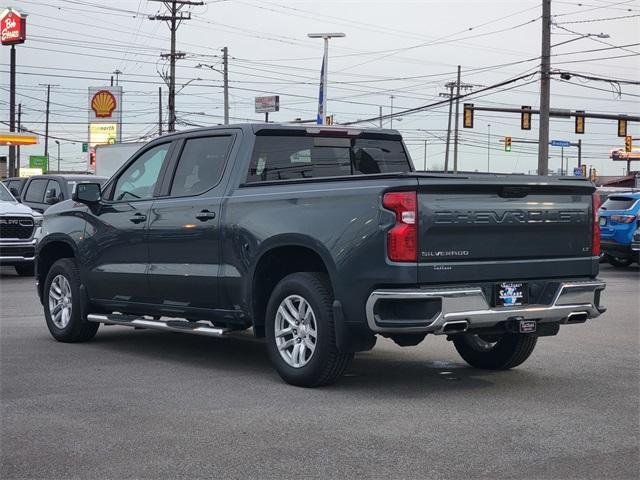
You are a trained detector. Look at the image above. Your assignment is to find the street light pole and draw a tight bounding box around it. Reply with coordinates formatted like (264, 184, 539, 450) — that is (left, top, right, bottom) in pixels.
(55, 140, 60, 173)
(487, 124, 491, 172)
(308, 32, 345, 125)
(423, 139, 427, 171)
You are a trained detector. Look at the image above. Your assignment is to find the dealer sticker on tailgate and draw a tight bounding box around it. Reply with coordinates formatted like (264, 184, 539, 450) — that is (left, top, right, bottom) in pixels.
(495, 282, 528, 306)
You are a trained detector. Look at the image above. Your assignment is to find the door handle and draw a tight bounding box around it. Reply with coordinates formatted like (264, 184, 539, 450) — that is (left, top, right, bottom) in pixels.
(129, 213, 147, 224)
(195, 210, 216, 221)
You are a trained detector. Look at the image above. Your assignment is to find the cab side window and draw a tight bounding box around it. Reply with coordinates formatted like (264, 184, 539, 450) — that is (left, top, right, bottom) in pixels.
(24, 179, 48, 203)
(112, 144, 170, 201)
(169, 136, 232, 197)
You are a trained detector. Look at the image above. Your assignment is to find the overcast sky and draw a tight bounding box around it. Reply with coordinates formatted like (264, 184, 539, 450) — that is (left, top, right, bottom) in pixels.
(2, 0, 639, 175)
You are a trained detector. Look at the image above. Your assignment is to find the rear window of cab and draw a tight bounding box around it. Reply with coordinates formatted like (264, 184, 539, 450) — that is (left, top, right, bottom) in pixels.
(601, 196, 639, 211)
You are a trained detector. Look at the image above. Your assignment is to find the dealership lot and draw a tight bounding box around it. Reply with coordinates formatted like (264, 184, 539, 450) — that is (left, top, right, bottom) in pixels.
(1, 264, 638, 480)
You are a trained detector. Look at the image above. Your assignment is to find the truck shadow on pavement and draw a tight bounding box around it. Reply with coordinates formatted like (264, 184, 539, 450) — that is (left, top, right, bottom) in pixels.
(87, 327, 531, 395)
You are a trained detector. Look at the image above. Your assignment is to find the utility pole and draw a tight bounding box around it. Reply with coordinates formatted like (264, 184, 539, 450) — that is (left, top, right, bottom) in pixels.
(379, 106, 383, 128)
(453, 65, 462, 173)
(158, 87, 163, 135)
(577, 138, 582, 168)
(423, 139, 427, 170)
(222, 46, 229, 125)
(16, 103, 22, 176)
(538, 0, 552, 176)
(38, 84, 56, 160)
(441, 67, 476, 173)
(149, 0, 203, 133)
(440, 83, 455, 172)
(390, 95, 395, 129)
(487, 124, 491, 172)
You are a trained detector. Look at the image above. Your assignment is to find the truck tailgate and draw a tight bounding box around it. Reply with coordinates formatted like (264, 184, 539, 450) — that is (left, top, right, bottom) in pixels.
(416, 176, 597, 283)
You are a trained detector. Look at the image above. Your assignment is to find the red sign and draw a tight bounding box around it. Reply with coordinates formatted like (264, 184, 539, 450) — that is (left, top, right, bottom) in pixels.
(1, 9, 26, 45)
(91, 90, 117, 118)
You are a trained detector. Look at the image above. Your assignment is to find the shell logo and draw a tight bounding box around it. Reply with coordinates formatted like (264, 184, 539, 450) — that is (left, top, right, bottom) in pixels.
(91, 90, 117, 118)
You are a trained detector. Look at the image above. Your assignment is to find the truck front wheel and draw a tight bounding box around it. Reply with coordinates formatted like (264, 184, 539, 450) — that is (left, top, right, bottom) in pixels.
(44, 258, 99, 343)
(265, 272, 352, 387)
(452, 332, 537, 370)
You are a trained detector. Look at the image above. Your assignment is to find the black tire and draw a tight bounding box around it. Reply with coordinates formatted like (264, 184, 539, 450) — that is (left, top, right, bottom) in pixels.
(265, 272, 353, 387)
(607, 256, 633, 268)
(14, 263, 35, 276)
(43, 258, 99, 342)
(453, 333, 537, 370)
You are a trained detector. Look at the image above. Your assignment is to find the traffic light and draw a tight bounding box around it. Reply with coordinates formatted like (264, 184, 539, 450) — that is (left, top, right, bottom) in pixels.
(625, 135, 633, 153)
(581, 164, 587, 177)
(520, 106, 531, 130)
(325, 115, 334, 125)
(575, 111, 585, 134)
(590, 167, 597, 182)
(618, 118, 628, 137)
(463, 103, 474, 128)
(504, 136, 512, 152)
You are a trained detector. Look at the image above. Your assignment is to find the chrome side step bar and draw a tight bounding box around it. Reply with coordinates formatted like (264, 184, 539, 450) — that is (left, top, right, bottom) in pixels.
(87, 314, 230, 338)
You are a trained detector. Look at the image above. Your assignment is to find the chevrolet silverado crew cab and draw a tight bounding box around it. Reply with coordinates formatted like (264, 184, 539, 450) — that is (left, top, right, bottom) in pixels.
(1, 181, 42, 276)
(35, 124, 606, 387)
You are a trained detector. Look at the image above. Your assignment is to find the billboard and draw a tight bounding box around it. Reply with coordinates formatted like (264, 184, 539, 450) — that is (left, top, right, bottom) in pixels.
(29, 155, 48, 171)
(255, 96, 280, 113)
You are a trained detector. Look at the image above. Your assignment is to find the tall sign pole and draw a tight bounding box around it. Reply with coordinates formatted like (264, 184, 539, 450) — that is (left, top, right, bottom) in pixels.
(308, 33, 345, 125)
(538, 0, 552, 176)
(2, 8, 27, 178)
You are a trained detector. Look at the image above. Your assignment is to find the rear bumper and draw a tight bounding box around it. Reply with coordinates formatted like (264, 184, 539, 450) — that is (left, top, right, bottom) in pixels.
(601, 241, 634, 258)
(0, 239, 36, 265)
(365, 280, 606, 334)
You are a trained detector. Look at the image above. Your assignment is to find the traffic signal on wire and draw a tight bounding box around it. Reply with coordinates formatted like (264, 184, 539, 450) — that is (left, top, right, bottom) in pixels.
(504, 136, 512, 152)
(625, 136, 633, 153)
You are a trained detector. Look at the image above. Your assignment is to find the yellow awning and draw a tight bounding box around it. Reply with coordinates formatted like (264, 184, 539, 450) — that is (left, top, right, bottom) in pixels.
(0, 132, 38, 146)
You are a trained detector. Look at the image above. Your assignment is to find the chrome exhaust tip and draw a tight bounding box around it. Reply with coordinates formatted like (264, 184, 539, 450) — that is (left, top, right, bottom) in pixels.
(440, 320, 469, 334)
(565, 312, 589, 324)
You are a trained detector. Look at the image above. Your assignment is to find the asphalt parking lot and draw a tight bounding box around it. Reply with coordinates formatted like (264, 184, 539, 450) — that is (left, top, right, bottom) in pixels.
(1, 263, 638, 480)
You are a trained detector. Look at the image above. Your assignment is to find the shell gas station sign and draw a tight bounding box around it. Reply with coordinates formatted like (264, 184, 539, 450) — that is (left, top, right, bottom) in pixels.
(88, 86, 123, 170)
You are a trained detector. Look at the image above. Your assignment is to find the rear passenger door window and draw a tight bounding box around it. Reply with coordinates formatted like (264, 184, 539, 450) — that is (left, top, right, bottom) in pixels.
(169, 136, 233, 196)
(24, 179, 48, 203)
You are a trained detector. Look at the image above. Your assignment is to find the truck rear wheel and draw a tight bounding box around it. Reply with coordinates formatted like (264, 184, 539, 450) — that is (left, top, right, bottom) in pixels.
(265, 272, 352, 387)
(453, 332, 537, 370)
(44, 258, 99, 343)
(607, 255, 633, 268)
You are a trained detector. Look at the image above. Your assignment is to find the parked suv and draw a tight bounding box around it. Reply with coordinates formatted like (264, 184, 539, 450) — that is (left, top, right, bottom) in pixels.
(21, 175, 107, 213)
(0, 182, 42, 276)
(598, 192, 640, 267)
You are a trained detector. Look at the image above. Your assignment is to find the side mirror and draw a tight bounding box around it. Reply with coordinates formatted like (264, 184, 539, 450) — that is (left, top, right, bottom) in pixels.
(73, 183, 101, 204)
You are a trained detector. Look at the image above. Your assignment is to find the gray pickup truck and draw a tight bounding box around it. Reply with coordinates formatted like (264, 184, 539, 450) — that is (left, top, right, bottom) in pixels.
(35, 124, 605, 386)
(1, 181, 42, 276)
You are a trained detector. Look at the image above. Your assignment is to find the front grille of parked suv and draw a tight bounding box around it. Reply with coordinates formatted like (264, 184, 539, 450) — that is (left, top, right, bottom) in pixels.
(0, 217, 34, 239)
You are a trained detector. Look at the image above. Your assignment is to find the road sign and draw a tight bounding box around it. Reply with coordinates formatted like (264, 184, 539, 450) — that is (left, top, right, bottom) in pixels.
(29, 155, 48, 171)
(550, 140, 571, 147)
(573, 167, 582, 176)
(82, 142, 88, 152)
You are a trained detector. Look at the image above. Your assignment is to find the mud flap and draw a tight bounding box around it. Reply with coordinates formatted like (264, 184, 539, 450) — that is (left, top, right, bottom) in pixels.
(333, 300, 377, 353)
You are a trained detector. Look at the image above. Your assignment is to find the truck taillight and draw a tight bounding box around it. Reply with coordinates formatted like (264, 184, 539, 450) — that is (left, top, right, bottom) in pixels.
(592, 192, 600, 256)
(383, 191, 418, 262)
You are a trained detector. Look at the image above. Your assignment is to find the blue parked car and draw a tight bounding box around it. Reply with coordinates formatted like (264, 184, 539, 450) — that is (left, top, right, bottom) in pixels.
(598, 192, 640, 267)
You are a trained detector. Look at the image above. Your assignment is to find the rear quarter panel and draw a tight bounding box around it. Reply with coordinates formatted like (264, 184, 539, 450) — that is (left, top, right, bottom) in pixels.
(222, 177, 419, 326)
